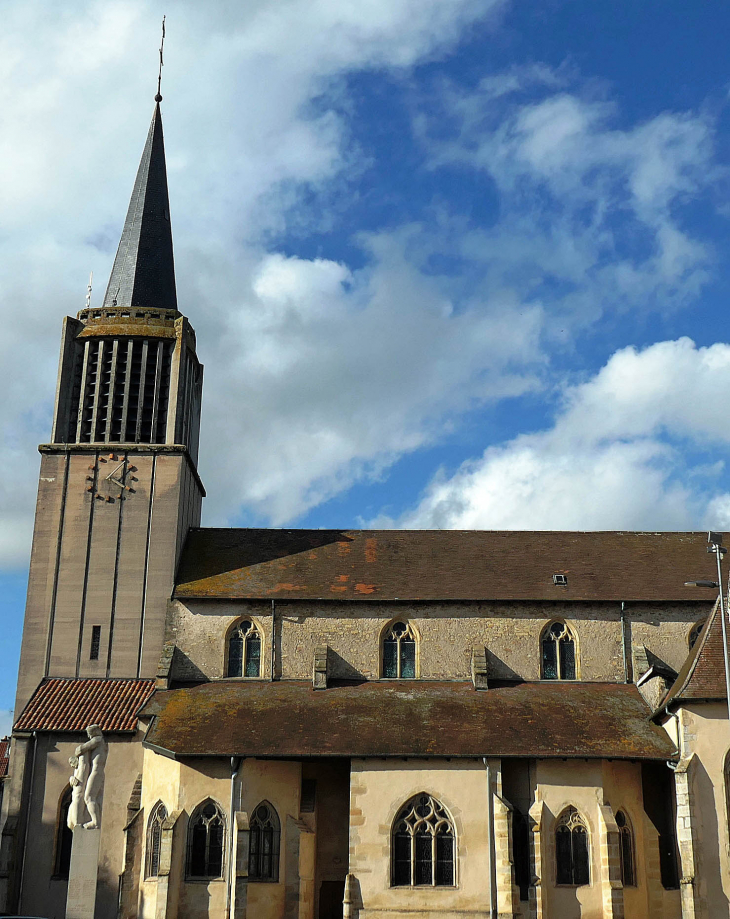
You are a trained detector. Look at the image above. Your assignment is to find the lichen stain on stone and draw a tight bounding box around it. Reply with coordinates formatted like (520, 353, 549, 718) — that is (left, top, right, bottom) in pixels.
(355, 584, 376, 594)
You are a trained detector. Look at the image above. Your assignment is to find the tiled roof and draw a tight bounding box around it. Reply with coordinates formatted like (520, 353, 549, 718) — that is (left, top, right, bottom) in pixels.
(663, 599, 727, 705)
(0, 739, 9, 778)
(14, 679, 156, 733)
(143, 680, 675, 761)
(174, 528, 723, 602)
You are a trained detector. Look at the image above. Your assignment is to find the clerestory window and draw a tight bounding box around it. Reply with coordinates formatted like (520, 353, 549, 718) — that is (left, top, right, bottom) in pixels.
(555, 807, 589, 886)
(392, 793, 455, 887)
(186, 800, 225, 879)
(146, 802, 168, 878)
(382, 621, 417, 679)
(227, 619, 262, 678)
(541, 621, 576, 680)
(249, 801, 281, 882)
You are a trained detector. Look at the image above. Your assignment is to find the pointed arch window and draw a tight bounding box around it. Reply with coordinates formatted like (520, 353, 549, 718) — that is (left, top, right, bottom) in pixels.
(227, 619, 262, 678)
(688, 620, 706, 651)
(615, 810, 635, 887)
(249, 801, 281, 882)
(186, 800, 225, 879)
(555, 807, 589, 886)
(391, 793, 455, 887)
(383, 621, 417, 679)
(54, 787, 73, 879)
(541, 621, 576, 680)
(146, 802, 168, 878)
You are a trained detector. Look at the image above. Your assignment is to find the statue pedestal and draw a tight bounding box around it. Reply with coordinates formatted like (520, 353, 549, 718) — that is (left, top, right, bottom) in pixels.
(66, 826, 101, 919)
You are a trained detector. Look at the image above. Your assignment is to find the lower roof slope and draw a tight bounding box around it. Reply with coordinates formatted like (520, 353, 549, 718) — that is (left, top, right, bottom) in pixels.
(14, 679, 156, 733)
(174, 528, 722, 602)
(143, 680, 675, 761)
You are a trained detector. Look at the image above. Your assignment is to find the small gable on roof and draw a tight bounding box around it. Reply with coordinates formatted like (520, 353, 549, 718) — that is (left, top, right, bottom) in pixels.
(662, 599, 727, 708)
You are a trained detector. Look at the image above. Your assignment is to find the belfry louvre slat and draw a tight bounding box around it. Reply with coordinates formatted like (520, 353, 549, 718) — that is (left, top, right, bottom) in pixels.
(67, 336, 175, 445)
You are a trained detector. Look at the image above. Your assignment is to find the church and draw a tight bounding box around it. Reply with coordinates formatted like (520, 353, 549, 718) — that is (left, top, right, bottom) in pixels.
(1, 90, 729, 919)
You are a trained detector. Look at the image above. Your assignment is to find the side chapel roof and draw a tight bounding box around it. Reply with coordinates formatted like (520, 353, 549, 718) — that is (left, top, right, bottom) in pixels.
(175, 528, 723, 602)
(662, 598, 727, 706)
(142, 680, 675, 761)
(14, 678, 156, 733)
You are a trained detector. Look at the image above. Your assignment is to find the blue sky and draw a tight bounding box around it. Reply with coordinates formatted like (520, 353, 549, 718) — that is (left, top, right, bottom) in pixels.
(2, 0, 730, 725)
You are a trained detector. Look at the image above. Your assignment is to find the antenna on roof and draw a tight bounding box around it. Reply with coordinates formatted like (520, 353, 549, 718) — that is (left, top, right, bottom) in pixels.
(85, 271, 93, 309)
(155, 16, 166, 103)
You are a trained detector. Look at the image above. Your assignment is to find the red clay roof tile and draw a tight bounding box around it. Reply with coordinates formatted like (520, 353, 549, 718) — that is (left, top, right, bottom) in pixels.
(14, 679, 155, 733)
(664, 599, 728, 705)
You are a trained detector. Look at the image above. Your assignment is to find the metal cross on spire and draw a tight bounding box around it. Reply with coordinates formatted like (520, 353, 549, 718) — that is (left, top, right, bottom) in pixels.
(155, 16, 166, 102)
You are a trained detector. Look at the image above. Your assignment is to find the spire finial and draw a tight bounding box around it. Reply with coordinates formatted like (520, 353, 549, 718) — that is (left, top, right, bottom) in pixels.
(85, 271, 93, 309)
(155, 16, 165, 103)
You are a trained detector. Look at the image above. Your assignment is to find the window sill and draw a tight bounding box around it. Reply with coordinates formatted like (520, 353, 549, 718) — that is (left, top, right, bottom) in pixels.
(185, 877, 225, 883)
(248, 877, 281, 884)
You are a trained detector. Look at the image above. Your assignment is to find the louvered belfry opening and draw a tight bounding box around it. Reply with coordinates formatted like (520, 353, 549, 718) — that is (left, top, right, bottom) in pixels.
(68, 336, 174, 444)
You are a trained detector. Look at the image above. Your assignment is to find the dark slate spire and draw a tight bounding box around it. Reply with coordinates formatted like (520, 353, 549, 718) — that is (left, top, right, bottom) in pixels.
(101, 102, 177, 312)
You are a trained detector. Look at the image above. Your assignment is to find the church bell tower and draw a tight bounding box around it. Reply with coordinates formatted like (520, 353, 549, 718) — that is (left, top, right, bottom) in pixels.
(14, 98, 204, 714)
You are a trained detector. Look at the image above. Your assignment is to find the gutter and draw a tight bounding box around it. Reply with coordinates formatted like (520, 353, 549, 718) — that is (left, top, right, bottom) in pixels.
(227, 756, 242, 919)
(17, 731, 37, 914)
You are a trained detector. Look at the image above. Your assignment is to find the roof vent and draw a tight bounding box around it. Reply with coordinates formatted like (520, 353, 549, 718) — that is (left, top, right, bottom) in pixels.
(553, 574, 568, 587)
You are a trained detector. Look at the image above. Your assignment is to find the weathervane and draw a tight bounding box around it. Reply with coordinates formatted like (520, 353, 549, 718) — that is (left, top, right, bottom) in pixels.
(85, 271, 93, 310)
(155, 16, 166, 102)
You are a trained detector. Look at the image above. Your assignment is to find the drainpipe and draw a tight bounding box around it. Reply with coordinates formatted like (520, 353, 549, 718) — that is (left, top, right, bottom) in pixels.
(483, 758, 498, 919)
(270, 599, 276, 681)
(620, 601, 630, 683)
(17, 731, 37, 914)
(227, 756, 242, 919)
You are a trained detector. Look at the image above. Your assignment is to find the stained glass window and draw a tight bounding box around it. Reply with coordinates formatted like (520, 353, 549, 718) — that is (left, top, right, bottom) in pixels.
(555, 807, 589, 886)
(146, 802, 168, 878)
(186, 800, 225, 879)
(542, 621, 576, 680)
(383, 622, 417, 679)
(249, 801, 281, 882)
(616, 811, 635, 887)
(391, 794, 455, 887)
(227, 619, 262, 678)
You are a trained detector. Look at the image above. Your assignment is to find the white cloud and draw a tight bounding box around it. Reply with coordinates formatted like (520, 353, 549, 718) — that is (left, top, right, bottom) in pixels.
(393, 339, 730, 531)
(0, 3, 726, 569)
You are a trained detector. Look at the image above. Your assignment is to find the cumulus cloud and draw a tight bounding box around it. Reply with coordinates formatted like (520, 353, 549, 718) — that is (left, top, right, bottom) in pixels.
(0, 2, 726, 568)
(392, 338, 730, 531)
(421, 66, 717, 325)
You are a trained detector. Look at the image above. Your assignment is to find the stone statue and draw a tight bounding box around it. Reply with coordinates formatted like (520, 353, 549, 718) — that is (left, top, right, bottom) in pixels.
(67, 753, 89, 830)
(74, 725, 108, 830)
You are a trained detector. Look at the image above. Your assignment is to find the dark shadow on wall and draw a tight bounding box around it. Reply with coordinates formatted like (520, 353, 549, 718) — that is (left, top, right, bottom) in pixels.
(485, 648, 521, 680)
(327, 650, 366, 682)
(692, 752, 730, 913)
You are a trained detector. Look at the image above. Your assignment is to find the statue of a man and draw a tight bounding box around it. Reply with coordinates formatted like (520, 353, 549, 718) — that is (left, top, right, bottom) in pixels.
(67, 752, 89, 830)
(74, 725, 108, 830)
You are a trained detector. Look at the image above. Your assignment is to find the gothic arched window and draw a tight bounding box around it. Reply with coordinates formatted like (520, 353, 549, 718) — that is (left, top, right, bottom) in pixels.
(186, 800, 225, 879)
(227, 619, 262, 678)
(541, 621, 576, 680)
(54, 787, 73, 879)
(146, 802, 168, 878)
(382, 621, 417, 679)
(555, 807, 589, 886)
(688, 620, 706, 651)
(391, 793, 455, 887)
(616, 810, 635, 887)
(249, 801, 281, 882)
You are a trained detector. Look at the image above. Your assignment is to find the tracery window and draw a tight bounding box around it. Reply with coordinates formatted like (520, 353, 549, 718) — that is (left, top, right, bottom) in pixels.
(688, 620, 706, 651)
(54, 787, 73, 879)
(555, 807, 589, 886)
(146, 801, 168, 878)
(227, 619, 262, 678)
(186, 800, 225, 879)
(391, 793, 455, 887)
(249, 801, 281, 882)
(616, 810, 635, 887)
(382, 621, 417, 679)
(541, 621, 576, 680)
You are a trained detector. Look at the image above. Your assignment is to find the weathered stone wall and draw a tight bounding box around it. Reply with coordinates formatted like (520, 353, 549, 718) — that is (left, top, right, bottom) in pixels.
(169, 598, 709, 685)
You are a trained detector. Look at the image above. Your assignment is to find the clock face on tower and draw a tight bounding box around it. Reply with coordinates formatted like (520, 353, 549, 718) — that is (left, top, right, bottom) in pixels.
(85, 454, 138, 503)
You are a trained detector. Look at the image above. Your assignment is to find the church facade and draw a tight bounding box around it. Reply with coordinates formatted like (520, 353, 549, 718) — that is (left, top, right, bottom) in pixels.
(1, 95, 729, 919)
